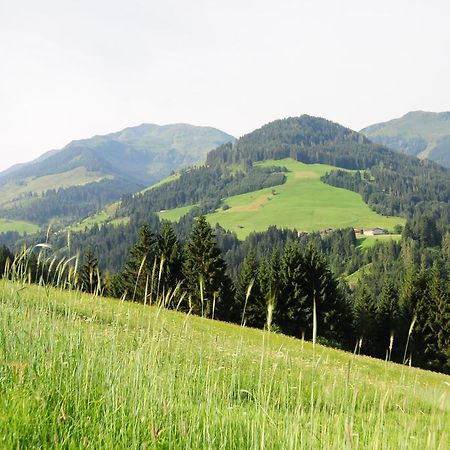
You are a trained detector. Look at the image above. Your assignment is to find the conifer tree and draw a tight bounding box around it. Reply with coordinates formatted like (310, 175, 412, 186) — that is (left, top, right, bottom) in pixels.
(426, 263, 450, 372)
(301, 246, 349, 344)
(156, 222, 183, 301)
(116, 223, 157, 302)
(236, 249, 264, 327)
(442, 231, 450, 262)
(278, 243, 347, 342)
(0, 245, 13, 278)
(399, 267, 430, 367)
(79, 248, 103, 294)
(257, 249, 281, 330)
(278, 241, 307, 336)
(376, 279, 399, 356)
(182, 216, 232, 319)
(353, 283, 378, 355)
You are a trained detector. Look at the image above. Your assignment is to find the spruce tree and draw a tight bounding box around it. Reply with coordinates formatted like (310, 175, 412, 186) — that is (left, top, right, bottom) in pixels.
(257, 249, 281, 331)
(117, 223, 157, 302)
(0, 245, 13, 278)
(376, 279, 399, 358)
(236, 249, 264, 327)
(353, 283, 378, 355)
(399, 267, 430, 367)
(278, 243, 347, 342)
(278, 241, 308, 336)
(442, 231, 450, 262)
(301, 246, 349, 344)
(79, 248, 103, 294)
(426, 263, 450, 372)
(182, 216, 232, 319)
(156, 222, 183, 302)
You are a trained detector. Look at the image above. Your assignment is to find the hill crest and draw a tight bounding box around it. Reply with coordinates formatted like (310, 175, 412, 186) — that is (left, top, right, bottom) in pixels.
(361, 110, 450, 167)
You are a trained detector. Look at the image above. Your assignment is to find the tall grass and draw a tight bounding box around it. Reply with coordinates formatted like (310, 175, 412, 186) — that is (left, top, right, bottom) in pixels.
(0, 252, 448, 448)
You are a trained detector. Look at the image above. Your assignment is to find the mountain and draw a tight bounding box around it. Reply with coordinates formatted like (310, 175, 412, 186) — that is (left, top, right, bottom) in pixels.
(87, 115, 448, 246)
(361, 111, 450, 167)
(0, 123, 234, 227)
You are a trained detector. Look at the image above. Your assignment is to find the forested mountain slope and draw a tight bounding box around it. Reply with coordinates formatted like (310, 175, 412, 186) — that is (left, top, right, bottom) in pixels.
(124, 115, 450, 224)
(0, 123, 234, 227)
(361, 111, 450, 168)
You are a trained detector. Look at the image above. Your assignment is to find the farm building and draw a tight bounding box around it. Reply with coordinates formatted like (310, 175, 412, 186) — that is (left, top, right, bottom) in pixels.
(363, 228, 388, 236)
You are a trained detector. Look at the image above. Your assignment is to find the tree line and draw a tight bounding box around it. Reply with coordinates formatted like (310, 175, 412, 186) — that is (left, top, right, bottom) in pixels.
(119, 165, 287, 218)
(1, 215, 448, 374)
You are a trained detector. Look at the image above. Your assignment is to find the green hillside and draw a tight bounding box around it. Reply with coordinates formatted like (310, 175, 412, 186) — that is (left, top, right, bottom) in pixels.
(0, 167, 109, 209)
(0, 279, 448, 448)
(0, 123, 234, 227)
(361, 111, 450, 167)
(159, 159, 404, 239)
(68, 201, 129, 232)
(356, 234, 402, 250)
(68, 174, 185, 232)
(0, 219, 39, 235)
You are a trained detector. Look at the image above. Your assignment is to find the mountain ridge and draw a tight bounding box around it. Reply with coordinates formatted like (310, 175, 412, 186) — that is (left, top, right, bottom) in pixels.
(361, 110, 450, 167)
(0, 122, 234, 228)
(0, 123, 235, 184)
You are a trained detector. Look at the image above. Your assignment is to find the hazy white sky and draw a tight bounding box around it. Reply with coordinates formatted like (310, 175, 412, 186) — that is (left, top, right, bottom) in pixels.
(1, 0, 449, 171)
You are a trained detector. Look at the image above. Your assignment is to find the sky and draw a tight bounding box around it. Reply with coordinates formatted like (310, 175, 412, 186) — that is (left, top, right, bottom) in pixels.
(1, 0, 449, 172)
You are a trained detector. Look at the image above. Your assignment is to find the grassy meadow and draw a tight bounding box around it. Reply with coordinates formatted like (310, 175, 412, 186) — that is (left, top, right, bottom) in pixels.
(68, 202, 129, 232)
(0, 218, 39, 235)
(158, 159, 404, 239)
(356, 234, 402, 250)
(0, 167, 109, 210)
(158, 204, 196, 222)
(0, 277, 448, 448)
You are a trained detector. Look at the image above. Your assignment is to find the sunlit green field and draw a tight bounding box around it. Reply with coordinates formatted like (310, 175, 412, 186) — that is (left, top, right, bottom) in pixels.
(0, 218, 39, 235)
(158, 204, 196, 222)
(68, 202, 128, 232)
(346, 263, 373, 287)
(158, 159, 405, 239)
(0, 279, 448, 448)
(0, 167, 109, 209)
(357, 234, 402, 250)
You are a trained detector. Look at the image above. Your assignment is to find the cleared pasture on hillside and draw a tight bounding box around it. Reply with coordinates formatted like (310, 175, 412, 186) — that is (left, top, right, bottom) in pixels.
(157, 159, 404, 239)
(0, 218, 39, 234)
(206, 159, 404, 239)
(0, 167, 109, 209)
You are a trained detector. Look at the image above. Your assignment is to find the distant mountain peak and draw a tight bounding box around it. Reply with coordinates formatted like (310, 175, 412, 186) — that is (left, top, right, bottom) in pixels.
(0, 122, 235, 226)
(361, 111, 450, 168)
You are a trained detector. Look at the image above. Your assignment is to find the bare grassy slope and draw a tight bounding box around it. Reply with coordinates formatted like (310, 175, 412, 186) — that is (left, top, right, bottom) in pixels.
(0, 279, 448, 448)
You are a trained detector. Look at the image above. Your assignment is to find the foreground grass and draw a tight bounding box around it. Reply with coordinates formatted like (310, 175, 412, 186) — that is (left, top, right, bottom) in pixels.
(0, 280, 448, 449)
